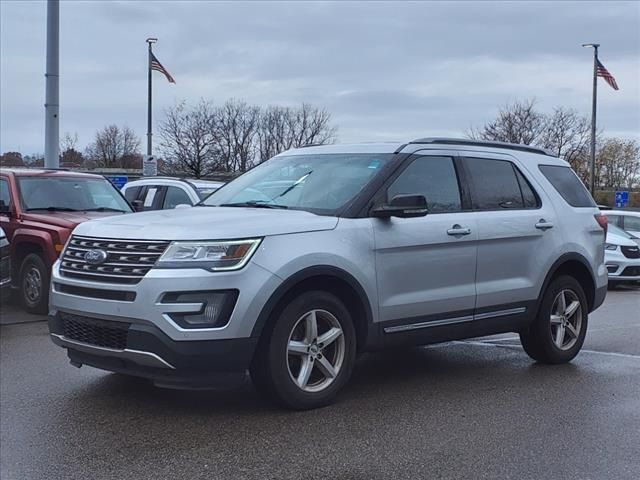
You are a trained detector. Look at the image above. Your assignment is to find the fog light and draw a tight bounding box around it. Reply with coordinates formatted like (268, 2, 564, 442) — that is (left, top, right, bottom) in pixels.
(162, 290, 238, 328)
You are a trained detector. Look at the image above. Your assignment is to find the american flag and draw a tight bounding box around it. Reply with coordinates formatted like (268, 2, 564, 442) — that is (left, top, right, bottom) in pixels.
(150, 52, 175, 84)
(596, 59, 618, 90)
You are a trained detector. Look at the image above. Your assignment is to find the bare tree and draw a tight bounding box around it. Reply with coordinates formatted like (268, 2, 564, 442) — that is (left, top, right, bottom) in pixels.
(468, 98, 545, 145)
(60, 132, 78, 152)
(214, 99, 261, 173)
(257, 103, 337, 163)
(537, 107, 593, 181)
(59, 132, 84, 167)
(86, 125, 141, 168)
(157, 99, 338, 175)
(158, 100, 219, 178)
(0, 152, 24, 167)
(258, 105, 292, 162)
(596, 138, 640, 190)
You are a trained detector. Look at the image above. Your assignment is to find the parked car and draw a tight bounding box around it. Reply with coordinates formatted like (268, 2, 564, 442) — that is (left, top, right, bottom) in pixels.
(0, 227, 10, 300)
(606, 210, 640, 238)
(48, 138, 608, 409)
(605, 223, 640, 285)
(122, 177, 224, 211)
(0, 168, 133, 313)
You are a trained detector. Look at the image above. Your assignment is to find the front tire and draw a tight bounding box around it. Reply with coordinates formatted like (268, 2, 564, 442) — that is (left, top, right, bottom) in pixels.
(19, 253, 49, 315)
(250, 291, 356, 410)
(520, 275, 588, 364)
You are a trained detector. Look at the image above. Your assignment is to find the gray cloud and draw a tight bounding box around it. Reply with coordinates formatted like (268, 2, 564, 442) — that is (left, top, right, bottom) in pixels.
(1, 0, 638, 154)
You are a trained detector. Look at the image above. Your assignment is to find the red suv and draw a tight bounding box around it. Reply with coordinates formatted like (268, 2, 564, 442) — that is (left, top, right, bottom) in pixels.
(0, 168, 132, 313)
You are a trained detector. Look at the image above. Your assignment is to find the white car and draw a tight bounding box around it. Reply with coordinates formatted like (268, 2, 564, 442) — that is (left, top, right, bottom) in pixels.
(605, 224, 640, 284)
(606, 210, 640, 238)
(122, 177, 224, 211)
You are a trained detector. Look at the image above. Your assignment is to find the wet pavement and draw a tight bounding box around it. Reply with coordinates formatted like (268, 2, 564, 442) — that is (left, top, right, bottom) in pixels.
(1, 286, 639, 479)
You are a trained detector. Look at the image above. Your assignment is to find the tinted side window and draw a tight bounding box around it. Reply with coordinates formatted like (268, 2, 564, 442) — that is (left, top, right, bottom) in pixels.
(387, 156, 461, 213)
(607, 215, 622, 228)
(124, 186, 140, 202)
(514, 168, 540, 208)
(0, 179, 10, 208)
(163, 186, 192, 209)
(624, 216, 640, 231)
(465, 158, 524, 210)
(539, 165, 596, 207)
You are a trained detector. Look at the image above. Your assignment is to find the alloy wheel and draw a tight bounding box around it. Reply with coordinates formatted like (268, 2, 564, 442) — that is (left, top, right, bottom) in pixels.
(24, 267, 42, 303)
(550, 289, 582, 351)
(286, 309, 346, 393)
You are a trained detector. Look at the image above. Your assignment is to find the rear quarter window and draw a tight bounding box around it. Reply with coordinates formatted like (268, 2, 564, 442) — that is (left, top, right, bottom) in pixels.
(538, 165, 596, 207)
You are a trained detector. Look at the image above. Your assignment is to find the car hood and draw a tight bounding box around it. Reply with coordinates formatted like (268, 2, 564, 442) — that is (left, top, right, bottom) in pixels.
(21, 211, 127, 229)
(606, 230, 639, 247)
(73, 207, 339, 240)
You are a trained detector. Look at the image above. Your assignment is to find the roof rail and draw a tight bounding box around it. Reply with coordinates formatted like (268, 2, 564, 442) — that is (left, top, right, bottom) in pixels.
(17, 166, 70, 171)
(408, 137, 552, 156)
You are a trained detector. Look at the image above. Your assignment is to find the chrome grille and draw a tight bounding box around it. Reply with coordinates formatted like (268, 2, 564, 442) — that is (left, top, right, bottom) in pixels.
(60, 235, 170, 284)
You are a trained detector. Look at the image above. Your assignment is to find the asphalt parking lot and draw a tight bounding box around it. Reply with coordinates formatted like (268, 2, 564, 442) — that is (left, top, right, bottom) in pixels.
(1, 286, 639, 480)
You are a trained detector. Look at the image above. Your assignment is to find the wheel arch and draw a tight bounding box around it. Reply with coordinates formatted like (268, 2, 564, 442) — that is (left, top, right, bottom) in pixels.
(539, 253, 597, 313)
(11, 235, 49, 282)
(251, 265, 375, 352)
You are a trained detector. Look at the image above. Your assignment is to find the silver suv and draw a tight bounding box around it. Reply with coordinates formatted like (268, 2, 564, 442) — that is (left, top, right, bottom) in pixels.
(48, 138, 608, 409)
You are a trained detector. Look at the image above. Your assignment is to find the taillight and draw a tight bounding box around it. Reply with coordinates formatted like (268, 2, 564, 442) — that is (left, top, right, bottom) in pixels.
(594, 214, 608, 236)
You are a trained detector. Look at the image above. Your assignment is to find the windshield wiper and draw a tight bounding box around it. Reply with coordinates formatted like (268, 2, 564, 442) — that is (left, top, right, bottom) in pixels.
(274, 171, 312, 200)
(83, 207, 128, 213)
(220, 201, 288, 209)
(26, 207, 80, 212)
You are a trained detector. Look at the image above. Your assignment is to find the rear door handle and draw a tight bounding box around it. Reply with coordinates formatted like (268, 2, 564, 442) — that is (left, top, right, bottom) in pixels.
(447, 225, 471, 236)
(535, 219, 554, 231)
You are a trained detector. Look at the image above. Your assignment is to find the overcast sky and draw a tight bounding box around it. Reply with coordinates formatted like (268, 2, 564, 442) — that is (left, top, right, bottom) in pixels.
(1, 0, 639, 155)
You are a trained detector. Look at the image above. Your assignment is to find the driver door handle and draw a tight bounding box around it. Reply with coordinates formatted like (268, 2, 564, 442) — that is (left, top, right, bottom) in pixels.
(447, 225, 471, 236)
(535, 219, 554, 231)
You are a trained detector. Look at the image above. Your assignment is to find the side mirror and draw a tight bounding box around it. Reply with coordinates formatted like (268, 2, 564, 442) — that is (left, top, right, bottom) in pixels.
(371, 194, 428, 219)
(131, 200, 144, 212)
(174, 204, 192, 209)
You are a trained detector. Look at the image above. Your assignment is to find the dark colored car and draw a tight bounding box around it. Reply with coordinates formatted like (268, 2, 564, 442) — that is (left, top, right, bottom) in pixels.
(0, 168, 133, 313)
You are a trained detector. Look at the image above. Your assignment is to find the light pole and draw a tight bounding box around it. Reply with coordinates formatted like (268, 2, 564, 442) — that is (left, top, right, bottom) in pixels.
(146, 37, 158, 157)
(44, 0, 60, 168)
(582, 43, 599, 195)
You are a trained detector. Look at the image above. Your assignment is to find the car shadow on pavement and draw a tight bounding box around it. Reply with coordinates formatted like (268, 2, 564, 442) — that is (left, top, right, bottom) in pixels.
(61, 340, 579, 418)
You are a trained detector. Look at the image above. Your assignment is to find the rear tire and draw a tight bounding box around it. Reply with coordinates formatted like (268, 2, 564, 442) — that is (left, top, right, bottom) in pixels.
(19, 253, 49, 315)
(250, 291, 356, 410)
(520, 275, 588, 364)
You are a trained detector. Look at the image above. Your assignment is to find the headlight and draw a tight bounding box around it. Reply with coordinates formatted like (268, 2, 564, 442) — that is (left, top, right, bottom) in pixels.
(604, 243, 618, 251)
(157, 239, 261, 271)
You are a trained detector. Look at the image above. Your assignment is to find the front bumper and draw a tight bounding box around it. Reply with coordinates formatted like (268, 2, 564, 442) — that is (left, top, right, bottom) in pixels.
(605, 250, 640, 281)
(48, 258, 283, 386)
(49, 312, 257, 388)
(49, 260, 282, 341)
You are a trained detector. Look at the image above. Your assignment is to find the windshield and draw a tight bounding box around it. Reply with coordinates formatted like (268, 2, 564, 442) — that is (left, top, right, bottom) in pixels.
(202, 153, 393, 214)
(18, 177, 132, 213)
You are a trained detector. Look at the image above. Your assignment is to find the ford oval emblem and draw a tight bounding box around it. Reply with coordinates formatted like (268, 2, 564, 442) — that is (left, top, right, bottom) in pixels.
(84, 249, 108, 265)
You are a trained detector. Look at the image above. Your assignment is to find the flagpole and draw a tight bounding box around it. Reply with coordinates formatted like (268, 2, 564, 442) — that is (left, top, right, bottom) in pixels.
(583, 43, 599, 194)
(146, 38, 157, 157)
